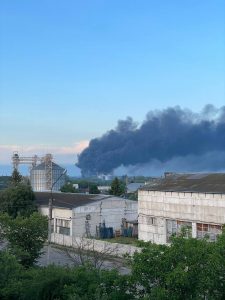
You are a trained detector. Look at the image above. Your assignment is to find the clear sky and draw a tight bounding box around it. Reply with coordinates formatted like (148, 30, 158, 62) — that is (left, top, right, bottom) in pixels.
(0, 0, 224, 171)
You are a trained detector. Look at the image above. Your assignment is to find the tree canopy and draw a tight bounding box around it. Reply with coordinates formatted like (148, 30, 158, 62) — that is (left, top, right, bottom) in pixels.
(0, 183, 36, 218)
(0, 255, 132, 300)
(1, 229, 225, 298)
(128, 229, 225, 299)
(0, 212, 48, 268)
(10, 168, 23, 185)
(109, 177, 126, 196)
(89, 183, 100, 194)
(60, 182, 78, 193)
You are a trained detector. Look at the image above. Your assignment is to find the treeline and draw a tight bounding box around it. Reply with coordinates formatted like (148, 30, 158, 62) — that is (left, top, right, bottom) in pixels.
(1, 230, 225, 299)
(0, 254, 130, 300)
(60, 177, 127, 196)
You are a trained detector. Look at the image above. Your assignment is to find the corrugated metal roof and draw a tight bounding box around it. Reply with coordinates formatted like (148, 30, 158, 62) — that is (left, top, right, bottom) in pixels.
(140, 173, 225, 194)
(35, 192, 136, 209)
(31, 162, 65, 171)
(35, 192, 99, 209)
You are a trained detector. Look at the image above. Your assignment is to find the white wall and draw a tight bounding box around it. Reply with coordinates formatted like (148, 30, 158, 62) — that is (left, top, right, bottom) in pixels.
(38, 198, 138, 239)
(72, 204, 101, 237)
(138, 190, 225, 244)
(38, 206, 72, 219)
(39, 206, 72, 235)
(72, 199, 138, 237)
(50, 233, 141, 257)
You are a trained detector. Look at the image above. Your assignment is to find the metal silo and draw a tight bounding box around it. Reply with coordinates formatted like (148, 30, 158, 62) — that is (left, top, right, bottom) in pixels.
(30, 161, 66, 192)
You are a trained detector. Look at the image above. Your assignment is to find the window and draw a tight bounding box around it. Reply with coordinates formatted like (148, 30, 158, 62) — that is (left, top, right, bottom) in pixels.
(56, 218, 71, 236)
(166, 219, 192, 242)
(139, 214, 156, 225)
(51, 219, 54, 233)
(197, 223, 221, 241)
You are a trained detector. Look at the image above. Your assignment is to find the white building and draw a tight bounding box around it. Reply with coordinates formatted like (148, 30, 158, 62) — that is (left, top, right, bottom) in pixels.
(97, 186, 111, 193)
(36, 192, 138, 238)
(138, 173, 225, 244)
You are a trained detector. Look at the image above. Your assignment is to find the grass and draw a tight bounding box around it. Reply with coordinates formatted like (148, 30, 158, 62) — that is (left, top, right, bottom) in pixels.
(100, 236, 140, 246)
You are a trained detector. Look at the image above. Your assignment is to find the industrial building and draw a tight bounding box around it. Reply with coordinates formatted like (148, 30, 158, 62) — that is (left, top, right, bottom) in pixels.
(36, 192, 138, 238)
(138, 173, 225, 244)
(12, 152, 66, 192)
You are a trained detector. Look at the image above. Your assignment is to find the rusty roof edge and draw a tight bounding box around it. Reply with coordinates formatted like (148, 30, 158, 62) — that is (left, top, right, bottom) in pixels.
(139, 187, 225, 195)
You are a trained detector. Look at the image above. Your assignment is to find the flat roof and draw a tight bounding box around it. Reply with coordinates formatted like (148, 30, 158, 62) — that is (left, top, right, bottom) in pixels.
(140, 173, 225, 194)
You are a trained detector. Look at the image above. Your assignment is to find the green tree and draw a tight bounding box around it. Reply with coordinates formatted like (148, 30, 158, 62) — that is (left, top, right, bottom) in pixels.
(0, 251, 23, 299)
(127, 192, 138, 201)
(0, 262, 134, 300)
(11, 168, 23, 185)
(129, 232, 225, 299)
(110, 177, 126, 196)
(89, 183, 100, 194)
(77, 180, 89, 189)
(0, 183, 36, 218)
(0, 212, 48, 268)
(60, 182, 78, 193)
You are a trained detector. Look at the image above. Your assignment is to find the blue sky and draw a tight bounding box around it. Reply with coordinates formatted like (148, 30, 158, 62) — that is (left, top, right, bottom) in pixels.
(0, 0, 224, 173)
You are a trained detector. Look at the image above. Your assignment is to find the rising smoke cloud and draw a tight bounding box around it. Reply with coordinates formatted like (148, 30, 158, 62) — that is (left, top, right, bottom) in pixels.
(77, 105, 225, 176)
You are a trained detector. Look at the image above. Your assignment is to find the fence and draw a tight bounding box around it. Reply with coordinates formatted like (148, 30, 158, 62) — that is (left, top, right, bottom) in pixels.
(50, 233, 141, 258)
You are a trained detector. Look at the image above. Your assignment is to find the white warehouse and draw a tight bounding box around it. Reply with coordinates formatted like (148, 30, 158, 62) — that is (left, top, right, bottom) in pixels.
(138, 173, 225, 244)
(36, 192, 138, 239)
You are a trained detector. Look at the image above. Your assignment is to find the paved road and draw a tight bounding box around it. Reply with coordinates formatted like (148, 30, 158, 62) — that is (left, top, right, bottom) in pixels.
(38, 245, 130, 275)
(1, 241, 130, 274)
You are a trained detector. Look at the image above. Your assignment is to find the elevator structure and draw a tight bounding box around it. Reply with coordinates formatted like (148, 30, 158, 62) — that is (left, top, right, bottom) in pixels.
(12, 152, 66, 191)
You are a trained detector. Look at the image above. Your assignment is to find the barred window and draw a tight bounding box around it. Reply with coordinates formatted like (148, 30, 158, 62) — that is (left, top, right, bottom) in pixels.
(197, 223, 221, 241)
(166, 219, 192, 242)
(139, 214, 156, 225)
(56, 218, 71, 236)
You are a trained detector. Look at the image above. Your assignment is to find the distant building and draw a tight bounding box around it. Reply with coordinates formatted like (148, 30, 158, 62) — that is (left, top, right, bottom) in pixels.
(97, 185, 111, 193)
(72, 183, 79, 189)
(97, 174, 114, 181)
(138, 173, 225, 244)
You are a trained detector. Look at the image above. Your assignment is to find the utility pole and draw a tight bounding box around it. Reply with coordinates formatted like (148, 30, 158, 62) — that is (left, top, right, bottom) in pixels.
(47, 169, 67, 264)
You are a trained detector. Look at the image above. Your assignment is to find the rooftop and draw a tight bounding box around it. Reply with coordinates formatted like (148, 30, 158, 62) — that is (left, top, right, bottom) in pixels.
(35, 192, 133, 209)
(140, 173, 225, 194)
(32, 162, 65, 171)
(35, 192, 105, 209)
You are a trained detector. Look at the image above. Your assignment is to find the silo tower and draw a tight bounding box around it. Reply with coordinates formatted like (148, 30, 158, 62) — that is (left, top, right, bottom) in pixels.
(12, 152, 66, 191)
(30, 160, 66, 192)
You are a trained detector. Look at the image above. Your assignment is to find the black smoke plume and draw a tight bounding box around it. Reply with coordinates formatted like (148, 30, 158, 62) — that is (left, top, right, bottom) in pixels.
(77, 105, 225, 176)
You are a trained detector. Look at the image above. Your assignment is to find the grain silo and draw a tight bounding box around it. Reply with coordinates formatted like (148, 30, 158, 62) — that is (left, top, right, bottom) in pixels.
(30, 161, 66, 192)
(12, 152, 66, 192)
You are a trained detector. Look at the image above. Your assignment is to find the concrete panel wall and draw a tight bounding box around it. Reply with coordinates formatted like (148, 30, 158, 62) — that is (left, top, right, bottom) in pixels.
(138, 190, 225, 244)
(39, 206, 72, 236)
(38, 206, 72, 219)
(138, 217, 166, 244)
(72, 199, 137, 237)
(72, 209, 101, 237)
(51, 233, 141, 257)
(39, 199, 137, 239)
